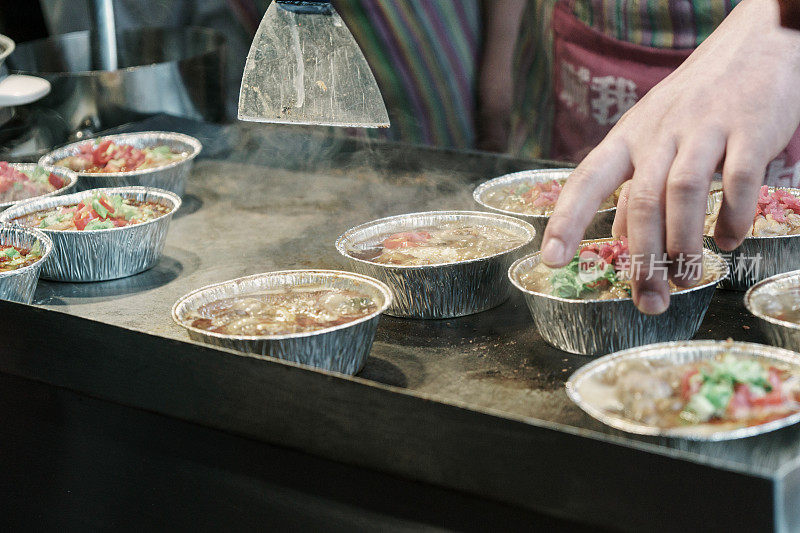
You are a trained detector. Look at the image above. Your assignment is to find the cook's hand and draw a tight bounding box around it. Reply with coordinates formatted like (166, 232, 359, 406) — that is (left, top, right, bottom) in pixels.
(541, 0, 800, 314)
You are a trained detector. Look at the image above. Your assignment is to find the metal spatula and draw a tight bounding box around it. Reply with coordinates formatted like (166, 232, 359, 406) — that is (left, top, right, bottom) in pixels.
(238, 0, 390, 128)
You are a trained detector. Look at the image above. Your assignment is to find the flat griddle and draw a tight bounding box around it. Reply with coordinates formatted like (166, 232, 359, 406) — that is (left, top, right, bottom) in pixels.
(1, 121, 798, 532)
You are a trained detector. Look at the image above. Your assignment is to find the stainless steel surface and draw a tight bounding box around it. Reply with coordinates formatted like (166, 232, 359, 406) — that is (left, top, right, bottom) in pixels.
(89, 0, 118, 71)
(472, 168, 612, 248)
(567, 340, 800, 440)
(745, 270, 800, 352)
(238, 1, 389, 127)
(0, 226, 52, 304)
(5, 27, 224, 159)
(704, 188, 800, 290)
(0, 164, 78, 212)
(172, 269, 392, 375)
(508, 238, 729, 356)
(0, 186, 180, 282)
(14, 123, 800, 532)
(336, 211, 535, 318)
(39, 131, 202, 197)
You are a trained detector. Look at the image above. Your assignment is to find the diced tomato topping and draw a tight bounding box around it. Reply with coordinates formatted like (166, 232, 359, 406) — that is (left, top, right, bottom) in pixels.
(522, 179, 563, 207)
(728, 383, 752, 418)
(73, 216, 89, 231)
(92, 140, 114, 167)
(98, 197, 115, 214)
(48, 172, 65, 189)
(112, 218, 128, 227)
(680, 369, 701, 401)
(579, 237, 629, 271)
(74, 140, 150, 172)
(750, 369, 784, 407)
(72, 208, 99, 231)
(383, 231, 431, 249)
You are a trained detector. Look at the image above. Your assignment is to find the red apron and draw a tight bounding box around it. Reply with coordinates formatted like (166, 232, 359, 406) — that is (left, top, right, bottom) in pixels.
(551, 0, 800, 186)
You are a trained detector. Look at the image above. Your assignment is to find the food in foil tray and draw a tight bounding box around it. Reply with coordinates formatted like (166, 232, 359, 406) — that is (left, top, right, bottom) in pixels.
(0, 162, 67, 203)
(54, 139, 189, 173)
(518, 237, 719, 300)
(592, 351, 800, 430)
(183, 285, 379, 336)
(12, 191, 171, 231)
(706, 186, 800, 237)
(481, 175, 619, 216)
(0, 241, 42, 273)
(348, 222, 528, 266)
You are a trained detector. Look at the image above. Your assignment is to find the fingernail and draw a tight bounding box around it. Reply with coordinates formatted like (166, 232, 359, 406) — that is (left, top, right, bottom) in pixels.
(541, 238, 565, 266)
(638, 290, 668, 315)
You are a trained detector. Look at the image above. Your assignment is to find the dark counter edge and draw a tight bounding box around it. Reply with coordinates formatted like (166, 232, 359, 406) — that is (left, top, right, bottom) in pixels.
(0, 299, 786, 531)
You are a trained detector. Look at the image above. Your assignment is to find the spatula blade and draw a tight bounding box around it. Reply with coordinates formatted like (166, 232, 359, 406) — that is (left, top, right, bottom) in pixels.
(238, 2, 390, 128)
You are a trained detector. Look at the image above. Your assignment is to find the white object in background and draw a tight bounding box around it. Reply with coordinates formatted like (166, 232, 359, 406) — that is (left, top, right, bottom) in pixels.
(0, 75, 51, 106)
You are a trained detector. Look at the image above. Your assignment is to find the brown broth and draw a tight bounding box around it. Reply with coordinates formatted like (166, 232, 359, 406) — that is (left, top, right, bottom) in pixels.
(185, 285, 378, 336)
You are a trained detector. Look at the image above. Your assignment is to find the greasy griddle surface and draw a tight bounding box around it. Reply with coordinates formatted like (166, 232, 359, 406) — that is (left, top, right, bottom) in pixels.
(32, 128, 800, 473)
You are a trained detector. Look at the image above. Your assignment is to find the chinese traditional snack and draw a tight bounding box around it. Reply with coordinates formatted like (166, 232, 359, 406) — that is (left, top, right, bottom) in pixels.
(348, 222, 528, 266)
(54, 139, 189, 173)
(12, 191, 171, 231)
(183, 285, 378, 336)
(0, 162, 67, 203)
(518, 237, 718, 300)
(593, 352, 800, 430)
(0, 242, 42, 273)
(705, 186, 800, 237)
(481, 175, 619, 216)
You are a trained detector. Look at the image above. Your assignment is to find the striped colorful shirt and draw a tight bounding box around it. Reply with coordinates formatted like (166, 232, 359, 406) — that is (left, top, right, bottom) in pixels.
(573, 0, 742, 49)
(334, 0, 481, 149)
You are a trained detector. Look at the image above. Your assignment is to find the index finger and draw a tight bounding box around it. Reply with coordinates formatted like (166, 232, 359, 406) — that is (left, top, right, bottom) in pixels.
(541, 138, 633, 266)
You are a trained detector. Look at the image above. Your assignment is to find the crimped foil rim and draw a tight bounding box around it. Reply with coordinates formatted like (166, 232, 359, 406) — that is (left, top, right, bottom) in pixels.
(704, 188, 800, 241)
(472, 168, 616, 220)
(744, 269, 800, 331)
(0, 226, 53, 280)
(0, 34, 14, 64)
(566, 340, 800, 440)
(0, 164, 78, 211)
(0, 186, 181, 235)
(508, 237, 729, 304)
(38, 131, 202, 178)
(171, 269, 394, 342)
(335, 210, 536, 270)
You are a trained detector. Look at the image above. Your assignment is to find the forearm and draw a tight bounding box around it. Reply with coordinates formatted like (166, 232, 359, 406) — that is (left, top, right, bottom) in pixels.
(480, 1, 526, 77)
(476, 0, 526, 150)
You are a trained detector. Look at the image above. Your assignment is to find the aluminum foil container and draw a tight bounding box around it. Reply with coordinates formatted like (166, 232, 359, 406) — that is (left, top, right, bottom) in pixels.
(704, 188, 800, 290)
(508, 238, 729, 356)
(473, 169, 614, 248)
(744, 270, 800, 352)
(336, 211, 536, 319)
(0, 225, 52, 303)
(0, 186, 180, 282)
(38, 131, 202, 197)
(0, 164, 78, 212)
(567, 340, 800, 440)
(171, 270, 393, 375)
